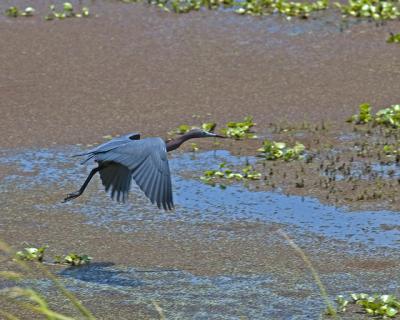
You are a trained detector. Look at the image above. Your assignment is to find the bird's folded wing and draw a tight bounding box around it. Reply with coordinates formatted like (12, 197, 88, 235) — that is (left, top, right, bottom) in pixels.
(94, 138, 174, 210)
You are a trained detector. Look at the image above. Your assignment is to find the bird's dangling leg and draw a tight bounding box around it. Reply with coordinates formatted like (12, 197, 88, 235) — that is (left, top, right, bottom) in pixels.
(63, 167, 101, 202)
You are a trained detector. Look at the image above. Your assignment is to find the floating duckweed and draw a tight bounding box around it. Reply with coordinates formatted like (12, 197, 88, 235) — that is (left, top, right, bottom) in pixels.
(334, 293, 400, 318)
(146, 0, 328, 16)
(348, 103, 400, 128)
(45, 3, 90, 20)
(347, 103, 373, 124)
(383, 144, 398, 155)
(171, 122, 216, 135)
(335, 0, 400, 20)
(191, 143, 199, 152)
(23, 7, 35, 16)
(15, 246, 47, 262)
(387, 32, 400, 43)
(259, 0, 328, 18)
(173, 124, 191, 134)
(5, 6, 35, 17)
(201, 122, 217, 132)
(220, 116, 256, 139)
(200, 162, 261, 186)
(55, 253, 92, 266)
(375, 104, 400, 128)
(63, 2, 73, 12)
(5, 6, 19, 17)
(257, 139, 305, 161)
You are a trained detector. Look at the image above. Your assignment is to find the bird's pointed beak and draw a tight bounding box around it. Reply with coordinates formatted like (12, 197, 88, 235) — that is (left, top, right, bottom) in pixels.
(205, 132, 226, 138)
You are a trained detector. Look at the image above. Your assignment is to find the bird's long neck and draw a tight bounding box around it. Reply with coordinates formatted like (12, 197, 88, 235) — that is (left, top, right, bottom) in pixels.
(166, 132, 198, 152)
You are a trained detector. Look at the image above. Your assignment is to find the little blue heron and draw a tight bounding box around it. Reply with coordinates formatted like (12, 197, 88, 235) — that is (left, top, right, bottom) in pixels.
(63, 129, 225, 210)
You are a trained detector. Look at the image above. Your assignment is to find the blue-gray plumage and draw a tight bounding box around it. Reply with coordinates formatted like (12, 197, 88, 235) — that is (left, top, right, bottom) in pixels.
(63, 129, 225, 210)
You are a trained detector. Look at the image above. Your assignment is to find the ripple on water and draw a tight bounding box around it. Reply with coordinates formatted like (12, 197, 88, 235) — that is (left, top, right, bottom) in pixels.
(2, 147, 400, 319)
(0, 147, 399, 247)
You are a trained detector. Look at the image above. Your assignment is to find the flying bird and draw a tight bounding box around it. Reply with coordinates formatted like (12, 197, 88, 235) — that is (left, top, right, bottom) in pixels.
(63, 129, 225, 210)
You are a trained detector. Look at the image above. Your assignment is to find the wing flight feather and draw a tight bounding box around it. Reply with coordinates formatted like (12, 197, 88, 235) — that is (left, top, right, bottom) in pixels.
(84, 137, 174, 209)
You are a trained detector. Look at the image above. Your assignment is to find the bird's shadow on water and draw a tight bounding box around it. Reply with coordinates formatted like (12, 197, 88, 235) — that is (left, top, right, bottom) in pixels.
(59, 262, 143, 288)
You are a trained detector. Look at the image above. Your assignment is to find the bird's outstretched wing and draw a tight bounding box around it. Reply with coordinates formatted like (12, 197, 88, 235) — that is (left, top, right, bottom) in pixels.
(84, 137, 174, 210)
(74, 132, 141, 164)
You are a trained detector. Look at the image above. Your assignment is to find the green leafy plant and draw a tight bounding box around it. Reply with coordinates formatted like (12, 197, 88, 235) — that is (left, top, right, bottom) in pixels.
(0, 240, 96, 319)
(191, 143, 199, 152)
(55, 253, 92, 266)
(45, 3, 90, 20)
(171, 122, 216, 135)
(5, 6, 35, 17)
(15, 246, 47, 262)
(334, 293, 400, 318)
(220, 116, 256, 139)
(335, 295, 349, 313)
(173, 124, 191, 134)
(387, 32, 400, 43)
(201, 122, 217, 132)
(148, 0, 329, 16)
(383, 144, 398, 155)
(257, 140, 305, 161)
(5, 6, 19, 17)
(335, 0, 400, 20)
(200, 162, 261, 186)
(23, 7, 35, 16)
(347, 103, 400, 128)
(347, 103, 373, 124)
(375, 104, 400, 128)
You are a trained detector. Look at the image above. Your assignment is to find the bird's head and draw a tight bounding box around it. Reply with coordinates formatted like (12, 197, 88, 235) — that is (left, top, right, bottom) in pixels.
(187, 128, 226, 139)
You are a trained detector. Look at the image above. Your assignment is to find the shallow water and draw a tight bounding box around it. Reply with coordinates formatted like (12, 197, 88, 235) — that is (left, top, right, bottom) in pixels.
(1, 147, 399, 247)
(1, 147, 400, 318)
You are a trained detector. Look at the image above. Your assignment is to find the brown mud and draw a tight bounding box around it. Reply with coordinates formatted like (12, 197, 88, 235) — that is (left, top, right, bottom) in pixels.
(1, 1, 400, 319)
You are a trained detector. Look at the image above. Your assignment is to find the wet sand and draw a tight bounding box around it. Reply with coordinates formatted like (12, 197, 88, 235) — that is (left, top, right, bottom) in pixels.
(1, 1, 400, 319)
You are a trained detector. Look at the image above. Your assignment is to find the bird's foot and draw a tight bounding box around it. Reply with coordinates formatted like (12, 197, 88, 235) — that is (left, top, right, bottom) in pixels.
(62, 191, 82, 203)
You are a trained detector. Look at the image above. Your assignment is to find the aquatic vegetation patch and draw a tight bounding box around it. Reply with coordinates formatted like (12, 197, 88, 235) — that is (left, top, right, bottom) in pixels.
(55, 253, 92, 266)
(348, 103, 400, 128)
(5, 6, 35, 17)
(202, 122, 217, 132)
(171, 122, 217, 135)
(387, 32, 400, 43)
(191, 143, 199, 152)
(220, 116, 256, 139)
(15, 245, 92, 266)
(383, 144, 399, 155)
(334, 293, 400, 318)
(172, 124, 192, 134)
(15, 246, 47, 262)
(200, 162, 261, 186)
(143, 0, 328, 17)
(347, 103, 373, 124)
(375, 104, 400, 128)
(335, 0, 400, 20)
(235, 0, 328, 18)
(257, 139, 305, 160)
(45, 3, 90, 20)
(0, 240, 96, 319)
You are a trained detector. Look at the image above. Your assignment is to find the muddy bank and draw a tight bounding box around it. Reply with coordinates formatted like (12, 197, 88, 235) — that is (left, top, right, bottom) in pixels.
(1, 1, 400, 149)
